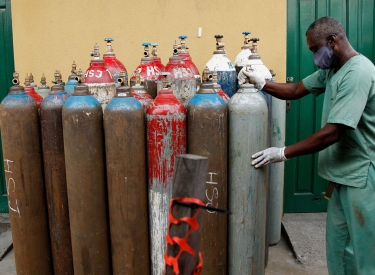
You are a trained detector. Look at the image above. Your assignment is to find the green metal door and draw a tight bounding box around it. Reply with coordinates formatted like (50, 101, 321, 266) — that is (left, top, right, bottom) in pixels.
(0, 0, 15, 212)
(285, 0, 375, 213)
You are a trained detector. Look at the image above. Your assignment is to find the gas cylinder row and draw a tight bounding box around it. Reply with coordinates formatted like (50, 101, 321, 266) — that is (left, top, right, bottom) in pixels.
(25, 33, 276, 109)
(1, 34, 284, 275)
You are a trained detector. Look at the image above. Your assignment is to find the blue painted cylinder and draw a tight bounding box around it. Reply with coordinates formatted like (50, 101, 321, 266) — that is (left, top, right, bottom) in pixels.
(0, 80, 53, 273)
(62, 83, 111, 274)
(204, 35, 237, 98)
(64, 74, 78, 96)
(40, 84, 73, 275)
(228, 82, 269, 275)
(104, 86, 150, 274)
(187, 81, 228, 274)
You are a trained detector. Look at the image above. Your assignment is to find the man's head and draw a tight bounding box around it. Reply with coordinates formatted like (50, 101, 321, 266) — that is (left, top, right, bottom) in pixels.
(306, 17, 348, 69)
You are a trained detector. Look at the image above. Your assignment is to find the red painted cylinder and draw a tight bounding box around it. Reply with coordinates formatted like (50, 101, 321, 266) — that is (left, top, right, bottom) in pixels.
(24, 74, 43, 108)
(103, 38, 128, 86)
(130, 42, 160, 99)
(178, 35, 201, 90)
(157, 43, 196, 107)
(130, 71, 153, 110)
(146, 75, 186, 275)
(85, 43, 116, 108)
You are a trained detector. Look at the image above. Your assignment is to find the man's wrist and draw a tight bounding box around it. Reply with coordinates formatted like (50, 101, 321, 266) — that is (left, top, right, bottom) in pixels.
(282, 146, 288, 161)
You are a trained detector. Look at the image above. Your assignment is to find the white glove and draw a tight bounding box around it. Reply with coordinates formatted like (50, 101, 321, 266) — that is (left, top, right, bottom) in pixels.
(252, 147, 288, 168)
(237, 67, 266, 90)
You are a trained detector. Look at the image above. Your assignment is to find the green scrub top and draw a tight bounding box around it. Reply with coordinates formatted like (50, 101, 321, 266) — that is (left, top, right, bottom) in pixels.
(302, 55, 375, 188)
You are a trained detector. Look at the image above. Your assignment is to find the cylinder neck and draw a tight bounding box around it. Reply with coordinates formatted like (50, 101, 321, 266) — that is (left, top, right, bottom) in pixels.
(239, 83, 257, 92)
(72, 84, 90, 96)
(197, 83, 215, 94)
(115, 86, 133, 97)
(9, 85, 25, 95)
(50, 85, 64, 94)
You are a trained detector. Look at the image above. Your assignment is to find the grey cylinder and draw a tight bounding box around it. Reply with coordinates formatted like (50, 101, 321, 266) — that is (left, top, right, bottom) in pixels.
(268, 96, 286, 245)
(228, 83, 269, 275)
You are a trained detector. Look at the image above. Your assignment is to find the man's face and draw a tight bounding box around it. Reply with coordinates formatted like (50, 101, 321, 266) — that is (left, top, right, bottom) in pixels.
(306, 30, 339, 69)
(306, 30, 327, 54)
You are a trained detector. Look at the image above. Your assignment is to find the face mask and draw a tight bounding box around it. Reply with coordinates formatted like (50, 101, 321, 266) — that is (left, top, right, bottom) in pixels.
(314, 44, 334, 69)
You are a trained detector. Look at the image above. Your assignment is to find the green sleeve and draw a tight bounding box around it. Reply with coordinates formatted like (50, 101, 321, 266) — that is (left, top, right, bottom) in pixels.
(302, 69, 327, 96)
(327, 69, 370, 130)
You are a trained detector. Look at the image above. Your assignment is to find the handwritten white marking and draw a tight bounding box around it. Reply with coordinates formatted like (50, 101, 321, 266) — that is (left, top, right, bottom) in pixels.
(4, 159, 20, 217)
(206, 172, 219, 214)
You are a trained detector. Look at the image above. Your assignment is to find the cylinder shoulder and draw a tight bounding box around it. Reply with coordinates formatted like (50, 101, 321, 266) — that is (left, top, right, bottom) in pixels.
(188, 93, 227, 108)
(105, 97, 143, 112)
(229, 92, 268, 112)
(63, 95, 101, 110)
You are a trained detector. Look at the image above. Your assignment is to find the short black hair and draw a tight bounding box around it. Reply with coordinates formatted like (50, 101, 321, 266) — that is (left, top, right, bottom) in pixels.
(305, 16, 346, 40)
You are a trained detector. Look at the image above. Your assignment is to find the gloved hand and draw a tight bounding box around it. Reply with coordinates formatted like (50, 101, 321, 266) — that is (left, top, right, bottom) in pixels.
(237, 67, 266, 90)
(252, 147, 288, 168)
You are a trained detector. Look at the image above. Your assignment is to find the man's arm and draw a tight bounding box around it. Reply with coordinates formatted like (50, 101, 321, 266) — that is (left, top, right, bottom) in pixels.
(238, 69, 311, 100)
(263, 80, 310, 100)
(252, 123, 346, 168)
(284, 123, 346, 159)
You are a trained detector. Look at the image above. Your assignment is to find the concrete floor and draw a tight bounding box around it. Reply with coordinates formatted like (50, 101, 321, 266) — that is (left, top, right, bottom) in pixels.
(0, 235, 328, 275)
(0, 229, 328, 275)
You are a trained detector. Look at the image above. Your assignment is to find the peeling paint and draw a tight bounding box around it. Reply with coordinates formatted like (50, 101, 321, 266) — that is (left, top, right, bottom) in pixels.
(146, 92, 186, 275)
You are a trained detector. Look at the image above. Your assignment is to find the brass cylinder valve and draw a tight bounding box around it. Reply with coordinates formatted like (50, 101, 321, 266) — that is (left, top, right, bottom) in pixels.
(118, 70, 126, 85)
(215, 35, 225, 51)
(40, 74, 47, 86)
(90, 43, 100, 60)
(12, 71, 20, 85)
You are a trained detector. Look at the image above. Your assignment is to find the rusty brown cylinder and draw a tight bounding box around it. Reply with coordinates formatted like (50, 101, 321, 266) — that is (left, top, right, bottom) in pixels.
(186, 83, 228, 274)
(40, 84, 73, 274)
(62, 84, 111, 274)
(0, 85, 53, 274)
(104, 86, 150, 274)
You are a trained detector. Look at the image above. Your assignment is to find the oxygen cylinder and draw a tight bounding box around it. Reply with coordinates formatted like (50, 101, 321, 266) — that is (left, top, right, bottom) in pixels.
(246, 38, 272, 79)
(103, 38, 128, 87)
(234, 31, 252, 75)
(84, 43, 116, 109)
(29, 72, 38, 91)
(40, 74, 73, 275)
(246, 41, 285, 246)
(64, 61, 79, 96)
(146, 72, 186, 275)
(187, 68, 227, 275)
(104, 74, 150, 274)
(0, 72, 53, 274)
(205, 35, 236, 98)
(245, 49, 273, 263)
(130, 42, 160, 99)
(62, 72, 111, 274)
(37, 73, 51, 98)
(130, 71, 153, 110)
(24, 73, 43, 108)
(151, 43, 165, 72)
(157, 42, 196, 107)
(228, 79, 269, 275)
(267, 70, 286, 246)
(178, 35, 201, 90)
(212, 68, 229, 104)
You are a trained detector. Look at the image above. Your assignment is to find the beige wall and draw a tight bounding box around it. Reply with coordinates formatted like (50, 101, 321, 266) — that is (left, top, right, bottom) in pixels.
(12, 0, 286, 86)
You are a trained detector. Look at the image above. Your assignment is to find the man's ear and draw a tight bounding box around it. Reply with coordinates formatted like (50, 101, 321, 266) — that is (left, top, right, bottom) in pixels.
(328, 34, 337, 47)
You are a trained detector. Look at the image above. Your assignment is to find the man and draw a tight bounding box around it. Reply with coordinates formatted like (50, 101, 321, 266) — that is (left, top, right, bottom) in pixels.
(238, 16, 375, 274)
